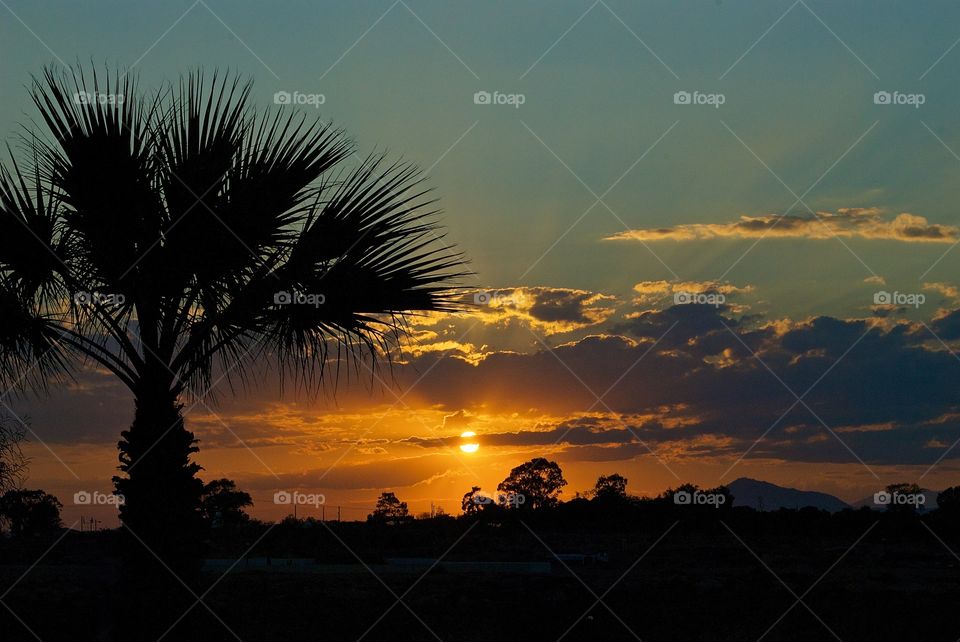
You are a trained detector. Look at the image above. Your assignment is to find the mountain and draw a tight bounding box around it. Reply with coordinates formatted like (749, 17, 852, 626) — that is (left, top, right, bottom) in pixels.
(727, 478, 849, 512)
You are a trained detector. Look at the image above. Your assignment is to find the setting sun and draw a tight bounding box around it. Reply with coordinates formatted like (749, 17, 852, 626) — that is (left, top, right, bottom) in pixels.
(459, 431, 479, 453)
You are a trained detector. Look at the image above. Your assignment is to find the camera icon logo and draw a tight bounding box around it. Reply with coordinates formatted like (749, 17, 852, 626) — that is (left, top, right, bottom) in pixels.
(274, 91, 292, 105)
(74, 291, 92, 305)
(474, 91, 492, 105)
(673, 291, 692, 305)
(674, 490, 692, 505)
(74, 491, 91, 505)
(274, 490, 292, 504)
(873, 490, 891, 505)
(873, 290, 892, 305)
(873, 91, 891, 105)
(474, 291, 493, 305)
(274, 291, 292, 305)
(673, 91, 691, 105)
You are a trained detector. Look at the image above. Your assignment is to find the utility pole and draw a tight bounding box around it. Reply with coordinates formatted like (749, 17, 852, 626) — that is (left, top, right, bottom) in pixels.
(337, 506, 341, 522)
(322, 505, 325, 522)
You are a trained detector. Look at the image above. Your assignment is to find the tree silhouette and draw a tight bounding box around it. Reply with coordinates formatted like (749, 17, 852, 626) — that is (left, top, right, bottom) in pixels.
(593, 473, 628, 500)
(199, 478, 252, 527)
(659, 483, 699, 503)
(0, 489, 61, 537)
(461, 485, 489, 514)
(0, 417, 26, 493)
(0, 65, 463, 561)
(884, 483, 926, 514)
(369, 491, 410, 524)
(938, 486, 960, 514)
(497, 458, 567, 510)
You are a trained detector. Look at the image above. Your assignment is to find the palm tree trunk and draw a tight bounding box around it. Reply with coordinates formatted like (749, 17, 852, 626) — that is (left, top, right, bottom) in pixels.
(113, 375, 205, 572)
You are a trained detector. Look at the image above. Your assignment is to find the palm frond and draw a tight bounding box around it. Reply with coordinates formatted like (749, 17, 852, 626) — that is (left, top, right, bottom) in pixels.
(31, 65, 160, 295)
(173, 154, 469, 393)
(1, 63, 469, 401)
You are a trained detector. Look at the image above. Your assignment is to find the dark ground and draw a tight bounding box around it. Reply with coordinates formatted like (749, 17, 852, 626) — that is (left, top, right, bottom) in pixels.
(1, 505, 958, 641)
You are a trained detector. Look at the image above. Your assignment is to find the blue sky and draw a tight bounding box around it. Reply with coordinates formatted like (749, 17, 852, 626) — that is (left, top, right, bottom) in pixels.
(3, 0, 960, 317)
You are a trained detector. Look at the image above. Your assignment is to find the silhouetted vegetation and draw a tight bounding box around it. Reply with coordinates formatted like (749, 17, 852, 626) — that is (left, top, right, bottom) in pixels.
(0, 489, 61, 537)
(199, 478, 253, 528)
(497, 457, 567, 509)
(938, 485, 960, 513)
(3, 469, 960, 640)
(0, 419, 26, 494)
(592, 473, 628, 500)
(368, 491, 411, 524)
(0, 63, 465, 575)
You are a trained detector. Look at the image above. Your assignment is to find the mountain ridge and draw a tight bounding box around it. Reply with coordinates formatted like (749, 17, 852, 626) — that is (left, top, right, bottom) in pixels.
(727, 478, 849, 512)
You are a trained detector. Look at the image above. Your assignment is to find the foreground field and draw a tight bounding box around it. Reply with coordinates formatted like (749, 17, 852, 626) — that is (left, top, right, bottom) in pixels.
(1, 507, 958, 641)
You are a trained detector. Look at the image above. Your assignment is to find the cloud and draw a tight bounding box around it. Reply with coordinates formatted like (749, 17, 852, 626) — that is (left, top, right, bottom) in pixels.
(923, 282, 960, 301)
(465, 286, 618, 335)
(631, 280, 755, 308)
(237, 454, 461, 491)
(929, 308, 960, 340)
(387, 303, 960, 466)
(441, 410, 473, 430)
(14, 287, 960, 471)
(604, 208, 958, 243)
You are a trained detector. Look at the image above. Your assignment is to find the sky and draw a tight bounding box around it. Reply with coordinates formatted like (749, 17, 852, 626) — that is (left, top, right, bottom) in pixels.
(3, 0, 960, 525)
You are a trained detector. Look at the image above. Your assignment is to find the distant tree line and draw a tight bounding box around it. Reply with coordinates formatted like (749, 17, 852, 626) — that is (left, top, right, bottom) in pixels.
(366, 458, 960, 523)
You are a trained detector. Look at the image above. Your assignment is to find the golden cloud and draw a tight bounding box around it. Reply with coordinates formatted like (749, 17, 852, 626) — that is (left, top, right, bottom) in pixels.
(409, 287, 618, 337)
(923, 281, 960, 300)
(604, 208, 958, 243)
(631, 280, 754, 307)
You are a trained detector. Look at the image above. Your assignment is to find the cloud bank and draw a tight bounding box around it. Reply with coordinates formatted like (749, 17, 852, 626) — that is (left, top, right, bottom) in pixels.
(605, 208, 958, 243)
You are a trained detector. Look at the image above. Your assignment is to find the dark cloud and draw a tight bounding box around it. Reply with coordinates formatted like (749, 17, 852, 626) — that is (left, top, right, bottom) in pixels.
(393, 304, 960, 466)
(527, 289, 611, 325)
(10, 298, 960, 469)
(930, 309, 960, 341)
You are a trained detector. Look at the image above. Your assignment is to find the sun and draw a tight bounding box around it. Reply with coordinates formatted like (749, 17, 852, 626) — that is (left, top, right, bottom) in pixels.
(459, 431, 479, 453)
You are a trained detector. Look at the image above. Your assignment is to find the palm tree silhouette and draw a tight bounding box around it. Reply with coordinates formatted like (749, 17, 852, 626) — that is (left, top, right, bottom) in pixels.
(0, 65, 465, 561)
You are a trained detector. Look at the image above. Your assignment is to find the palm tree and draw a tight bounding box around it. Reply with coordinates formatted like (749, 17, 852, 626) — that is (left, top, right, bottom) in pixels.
(0, 65, 465, 560)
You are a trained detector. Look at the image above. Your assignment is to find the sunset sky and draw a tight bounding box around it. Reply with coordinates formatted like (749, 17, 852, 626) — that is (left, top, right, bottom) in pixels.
(3, 0, 960, 524)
